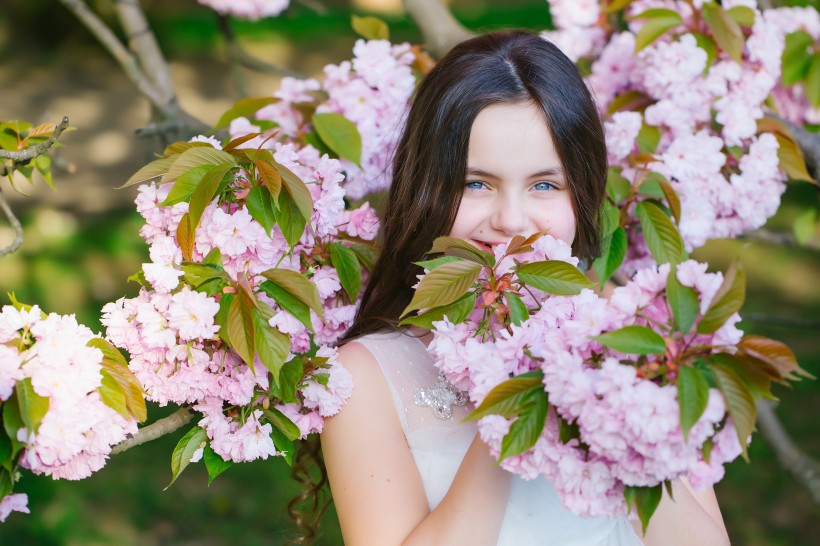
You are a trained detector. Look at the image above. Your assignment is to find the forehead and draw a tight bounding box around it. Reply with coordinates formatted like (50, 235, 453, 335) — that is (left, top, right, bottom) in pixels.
(467, 102, 561, 174)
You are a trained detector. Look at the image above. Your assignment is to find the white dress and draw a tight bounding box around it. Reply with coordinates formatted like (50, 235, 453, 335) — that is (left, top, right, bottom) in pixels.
(355, 331, 644, 546)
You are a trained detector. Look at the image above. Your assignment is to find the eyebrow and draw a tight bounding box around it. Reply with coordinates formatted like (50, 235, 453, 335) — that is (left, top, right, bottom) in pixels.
(466, 167, 564, 179)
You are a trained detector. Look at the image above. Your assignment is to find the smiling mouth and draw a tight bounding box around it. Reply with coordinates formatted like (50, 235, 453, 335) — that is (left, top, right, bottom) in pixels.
(470, 239, 505, 252)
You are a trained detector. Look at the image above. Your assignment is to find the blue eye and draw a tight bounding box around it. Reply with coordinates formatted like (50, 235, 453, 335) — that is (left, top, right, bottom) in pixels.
(465, 180, 486, 190)
(533, 181, 557, 191)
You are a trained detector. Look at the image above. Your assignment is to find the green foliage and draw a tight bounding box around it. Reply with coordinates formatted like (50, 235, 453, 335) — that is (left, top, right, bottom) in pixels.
(594, 325, 667, 355)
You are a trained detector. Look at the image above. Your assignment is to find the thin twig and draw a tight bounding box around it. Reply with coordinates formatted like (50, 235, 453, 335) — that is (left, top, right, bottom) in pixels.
(110, 407, 195, 455)
(0, 193, 24, 257)
(403, 0, 475, 58)
(217, 15, 302, 79)
(0, 117, 71, 162)
(756, 399, 820, 505)
(739, 229, 820, 252)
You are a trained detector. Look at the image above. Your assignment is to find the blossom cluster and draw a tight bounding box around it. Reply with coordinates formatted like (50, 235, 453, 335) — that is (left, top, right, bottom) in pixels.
(228, 39, 417, 199)
(420, 236, 760, 518)
(197, 0, 289, 21)
(0, 304, 142, 520)
(102, 136, 377, 465)
(545, 0, 818, 273)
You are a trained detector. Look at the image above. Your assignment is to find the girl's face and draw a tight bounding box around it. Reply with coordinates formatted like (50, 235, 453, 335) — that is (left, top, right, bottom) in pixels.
(449, 101, 576, 252)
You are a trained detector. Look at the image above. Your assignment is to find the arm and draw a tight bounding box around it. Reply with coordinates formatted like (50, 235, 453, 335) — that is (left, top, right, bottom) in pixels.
(321, 341, 512, 546)
(631, 479, 730, 546)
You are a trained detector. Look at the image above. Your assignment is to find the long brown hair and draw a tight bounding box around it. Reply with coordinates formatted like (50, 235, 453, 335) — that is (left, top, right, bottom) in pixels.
(344, 29, 608, 340)
(290, 29, 608, 543)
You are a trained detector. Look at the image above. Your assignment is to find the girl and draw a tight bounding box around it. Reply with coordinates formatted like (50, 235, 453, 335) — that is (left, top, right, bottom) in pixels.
(321, 30, 730, 546)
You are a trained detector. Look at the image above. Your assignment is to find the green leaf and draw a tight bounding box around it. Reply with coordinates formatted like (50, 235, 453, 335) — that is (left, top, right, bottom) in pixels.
(738, 335, 813, 382)
(228, 288, 256, 370)
(215, 96, 279, 129)
(636, 200, 684, 265)
(637, 123, 661, 154)
(703, 2, 745, 63)
(166, 426, 208, 489)
(402, 260, 482, 316)
(272, 189, 308, 246)
(165, 147, 237, 183)
(253, 309, 290, 381)
(712, 352, 776, 401)
(261, 268, 323, 317)
(351, 15, 389, 41)
(34, 154, 54, 190)
(259, 280, 313, 331)
(602, 200, 621, 237)
(246, 185, 276, 234)
(350, 243, 379, 272)
(164, 141, 212, 156)
(255, 159, 282, 202)
(558, 416, 580, 444)
(604, 0, 636, 13)
(98, 370, 129, 420)
(88, 337, 147, 422)
(188, 163, 236, 233)
(625, 484, 663, 534)
(515, 260, 595, 295)
(119, 155, 178, 188)
(215, 293, 233, 345)
(304, 130, 334, 158)
(312, 113, 363, 167)
(499, 389, 549, 460)
(16, 378, 49, 435)
(176, 214, 195, 262)
(430, 237, 495, 267)
(181, 262, 228, 290)
(710, 358, 755, 460)
(160, 164, 212, 206)
(594, 325, 667, 355)
(3, 394, 24, 459)
(507, 292, 528, 327)
(467, 371, 544, 421)
(262, 408, 302, 441)
(269, 422, 295, 466)
(666, 269, 700, 334)
(203, 445, 232, 485)
(633, 10, 684, 52)
(697, 261, 745, 334)
(677, 365, 710, 441)
(276, 162, 314, 221)
(726, 5, 755, 27)
(792, 208, 817, 246)
(756, 117, 815, 183)
(593, 227, 627, 286)
(415, 255, 463, 270)
(781, 31, 814, 86)
(399, 292, 477, 329)
(330, 243, 363, 301)
(275, 358, 304, 404)
(807, 53, 820, 109)
(693, 33, 719, 73)
(0, 427, 11, 468)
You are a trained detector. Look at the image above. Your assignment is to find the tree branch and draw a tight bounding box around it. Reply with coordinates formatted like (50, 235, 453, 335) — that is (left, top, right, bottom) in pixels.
(112, 0, 175, 104)
(739, 228, 820, 251)
(57, 0, 166, 108)
(110, 407, 195, 455)
(403, 0, 475, 58)
(0, 193, 24, 257)
(58, 0, 208, 139)
(756, 399, 820, 505)
(0, 116, 70, 163)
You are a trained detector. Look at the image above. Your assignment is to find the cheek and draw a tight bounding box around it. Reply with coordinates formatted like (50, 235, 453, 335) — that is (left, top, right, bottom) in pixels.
(448, 201, 479, 238)
(535, 196, 576, 245)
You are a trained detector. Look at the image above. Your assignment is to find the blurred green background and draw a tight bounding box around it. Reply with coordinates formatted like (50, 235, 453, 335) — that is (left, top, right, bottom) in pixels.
(0, 0, 818, 544)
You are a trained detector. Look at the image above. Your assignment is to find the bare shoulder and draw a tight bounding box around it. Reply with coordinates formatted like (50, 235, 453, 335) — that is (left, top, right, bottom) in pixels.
(321, 338, 429, 545)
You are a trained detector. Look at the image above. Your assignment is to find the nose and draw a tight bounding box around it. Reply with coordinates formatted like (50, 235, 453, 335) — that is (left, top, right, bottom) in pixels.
(490, 194, 530, 236)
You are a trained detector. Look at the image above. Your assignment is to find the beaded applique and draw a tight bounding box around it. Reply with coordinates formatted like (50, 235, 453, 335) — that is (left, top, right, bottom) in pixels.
(413, 372, 468, 419)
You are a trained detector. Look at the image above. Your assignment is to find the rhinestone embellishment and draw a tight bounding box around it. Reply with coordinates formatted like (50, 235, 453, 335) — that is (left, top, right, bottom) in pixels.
(414, 372, 468, 419)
